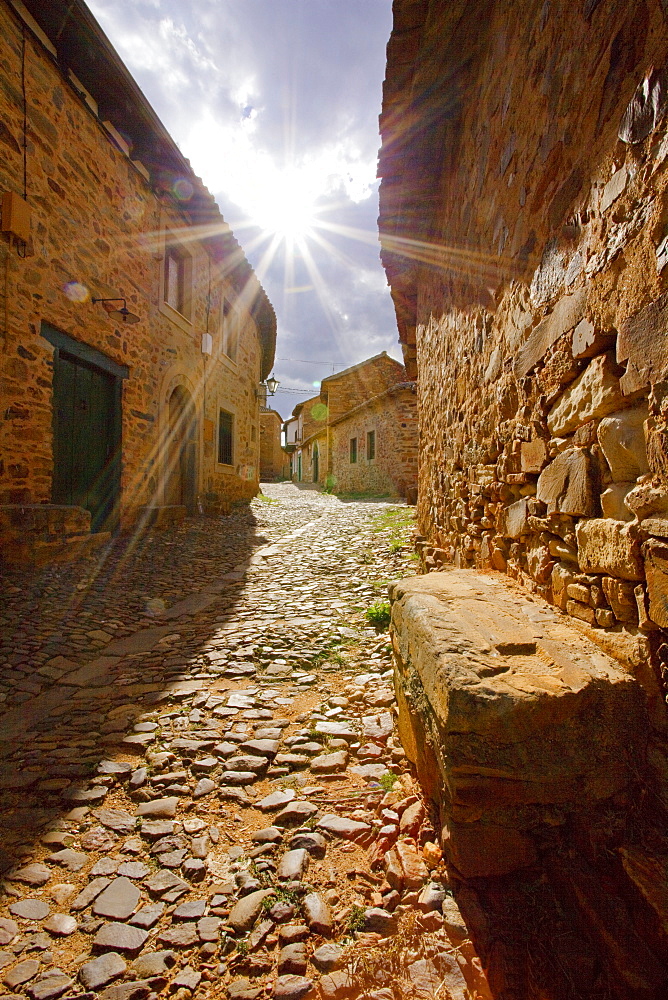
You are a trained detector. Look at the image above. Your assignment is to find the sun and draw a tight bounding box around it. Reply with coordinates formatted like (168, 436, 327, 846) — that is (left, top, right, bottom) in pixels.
(252, 167, 318, 242)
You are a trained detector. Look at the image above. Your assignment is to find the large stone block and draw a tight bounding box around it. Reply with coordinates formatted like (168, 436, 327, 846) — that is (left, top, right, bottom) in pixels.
(600, 483, 634, 521)
(576, 519, 643, 580)
(536, 448, 597, 516)
(547, 352, 625, 437)
(597, 404, 649, 481)
(643, 539, 668, 627)
(520, 438, 549, 473)
(618, 290, 668, 386)
(514, 288, 587, 378)
(502, 498, 529, 538)
(389, 571, 647, 878)
(601, 576, 639, 625)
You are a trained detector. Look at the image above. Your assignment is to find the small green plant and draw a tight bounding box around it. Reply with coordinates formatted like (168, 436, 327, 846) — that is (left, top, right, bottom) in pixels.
(347, 904, 367, 934)
(365, 600, 392, 629)
(235, 939, 249, 956)
(379, 771, 399, 793)
(261, 885, 299, 911)
(256, 493, 280, 504)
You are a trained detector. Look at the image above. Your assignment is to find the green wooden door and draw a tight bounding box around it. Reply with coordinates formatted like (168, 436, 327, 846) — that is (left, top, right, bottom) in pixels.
(52, 350, 121, 532)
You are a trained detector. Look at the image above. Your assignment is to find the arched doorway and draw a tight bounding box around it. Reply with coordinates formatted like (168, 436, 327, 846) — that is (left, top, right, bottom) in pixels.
(166, 385, 197, 511)
(313, 442, 319, 483)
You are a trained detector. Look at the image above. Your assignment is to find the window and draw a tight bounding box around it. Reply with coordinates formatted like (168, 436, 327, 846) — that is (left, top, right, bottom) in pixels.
(164, 246, 191, 318)
(218, 410, 233, 465)
(221, 297, 239, 361)
(349, 437, 357, 464)
(367, 430, 376, 461)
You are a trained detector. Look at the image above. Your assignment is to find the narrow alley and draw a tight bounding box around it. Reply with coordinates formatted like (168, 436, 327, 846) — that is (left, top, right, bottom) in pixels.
(0, 486, 477, 1000)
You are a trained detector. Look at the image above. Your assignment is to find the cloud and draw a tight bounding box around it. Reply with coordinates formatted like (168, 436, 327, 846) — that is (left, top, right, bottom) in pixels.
(86, 0, 399, 417)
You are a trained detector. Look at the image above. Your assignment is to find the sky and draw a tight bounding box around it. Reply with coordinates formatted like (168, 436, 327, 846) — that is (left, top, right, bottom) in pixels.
(87, 0, 400, 418)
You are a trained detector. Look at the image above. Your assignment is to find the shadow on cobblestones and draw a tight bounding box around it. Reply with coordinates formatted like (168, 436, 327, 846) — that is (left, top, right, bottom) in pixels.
(0, 501, 282, 873)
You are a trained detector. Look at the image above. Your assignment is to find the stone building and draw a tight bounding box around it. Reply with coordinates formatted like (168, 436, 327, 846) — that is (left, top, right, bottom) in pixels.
(259, 408, 288, 481)
(327, 381, 417, 499)
(284, 352, 417, 497)
(379, 0, 668, 991)
(0, 0, 275, 563)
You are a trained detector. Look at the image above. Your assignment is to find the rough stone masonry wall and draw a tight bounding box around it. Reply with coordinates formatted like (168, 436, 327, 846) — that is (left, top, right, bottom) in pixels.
(380, 0, 668, 726)
(0, 1, 265, 530)
(259, 409, 284, 480)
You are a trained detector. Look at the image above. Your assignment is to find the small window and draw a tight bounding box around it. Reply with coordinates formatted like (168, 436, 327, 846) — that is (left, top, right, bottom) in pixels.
(221, 297, 239, 361)
(164, 246, 190, 317)
(350, 437, 357, 464)
(218, 410, 233, 465)
(367, 430, 375, 460)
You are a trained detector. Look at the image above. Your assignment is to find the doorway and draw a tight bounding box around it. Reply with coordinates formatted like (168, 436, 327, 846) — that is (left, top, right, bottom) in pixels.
(51, 349, 122, 532)
(166, 385, 197, 511)
(313, 442, 319, 483)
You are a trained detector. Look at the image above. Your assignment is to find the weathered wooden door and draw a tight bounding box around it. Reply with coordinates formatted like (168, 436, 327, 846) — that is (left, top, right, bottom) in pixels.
(313, 443, 319, 482)
(52, 351, 121, 532)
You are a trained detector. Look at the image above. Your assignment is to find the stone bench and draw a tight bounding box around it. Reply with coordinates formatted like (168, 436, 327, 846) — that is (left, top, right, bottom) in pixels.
(389, 569, 648, 878)
(0, 504, 110, 565)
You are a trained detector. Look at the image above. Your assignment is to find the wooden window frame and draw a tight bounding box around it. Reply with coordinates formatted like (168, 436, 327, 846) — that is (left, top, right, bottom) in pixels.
(350, 437, 357, 464)
(221, 296, 239, 362)
(163, 244, 192, 319)
(366, 429, 376, 461)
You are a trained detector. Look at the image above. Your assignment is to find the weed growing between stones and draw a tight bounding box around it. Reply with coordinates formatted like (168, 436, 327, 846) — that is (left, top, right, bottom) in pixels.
(346, 903, 367, 935)
(379, 771, 399, 793)
(365, 600, 392, 629)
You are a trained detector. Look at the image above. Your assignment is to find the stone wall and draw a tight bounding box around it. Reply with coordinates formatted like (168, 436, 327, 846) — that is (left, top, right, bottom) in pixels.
(259, 409, 285, 480)
(329, 383, 418, 498)
(0, 0, 275, 551)
(379, 0, 668, 719)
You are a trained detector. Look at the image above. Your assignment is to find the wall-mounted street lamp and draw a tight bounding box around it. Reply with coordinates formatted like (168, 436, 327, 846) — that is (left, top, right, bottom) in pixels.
(266, 376, 279, 396)
(92, 297, 140, 324)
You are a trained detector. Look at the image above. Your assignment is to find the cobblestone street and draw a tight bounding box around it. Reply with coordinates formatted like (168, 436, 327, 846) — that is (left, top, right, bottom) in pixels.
(0, 485, 484, 1000)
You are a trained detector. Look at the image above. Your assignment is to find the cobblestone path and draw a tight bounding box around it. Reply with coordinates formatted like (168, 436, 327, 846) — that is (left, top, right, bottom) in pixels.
(0, 485, 487, 1000)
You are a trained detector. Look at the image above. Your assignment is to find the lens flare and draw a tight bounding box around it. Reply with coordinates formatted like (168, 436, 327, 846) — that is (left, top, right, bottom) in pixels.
(63, 281, 89, 303)
(173, 178, 194, 201)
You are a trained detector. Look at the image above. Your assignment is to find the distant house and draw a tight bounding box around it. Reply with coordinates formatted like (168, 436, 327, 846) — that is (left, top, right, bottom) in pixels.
(284, 352, 417, 499)
(0, 0, 275, 564)
(328, 381, 418, 501)
(283, 394, 328, 484)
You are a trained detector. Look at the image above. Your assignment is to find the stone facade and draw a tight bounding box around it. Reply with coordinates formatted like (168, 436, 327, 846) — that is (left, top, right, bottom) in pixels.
(286, 352, 417, 496)
(0, 0, 275, 561)
(379, 0, 668, 705)
(329, 382, 417, 499)
(259, 408, 288, 481)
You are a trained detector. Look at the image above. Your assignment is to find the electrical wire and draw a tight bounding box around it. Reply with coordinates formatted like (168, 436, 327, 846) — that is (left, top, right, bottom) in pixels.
(275, 357, 345, 366)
